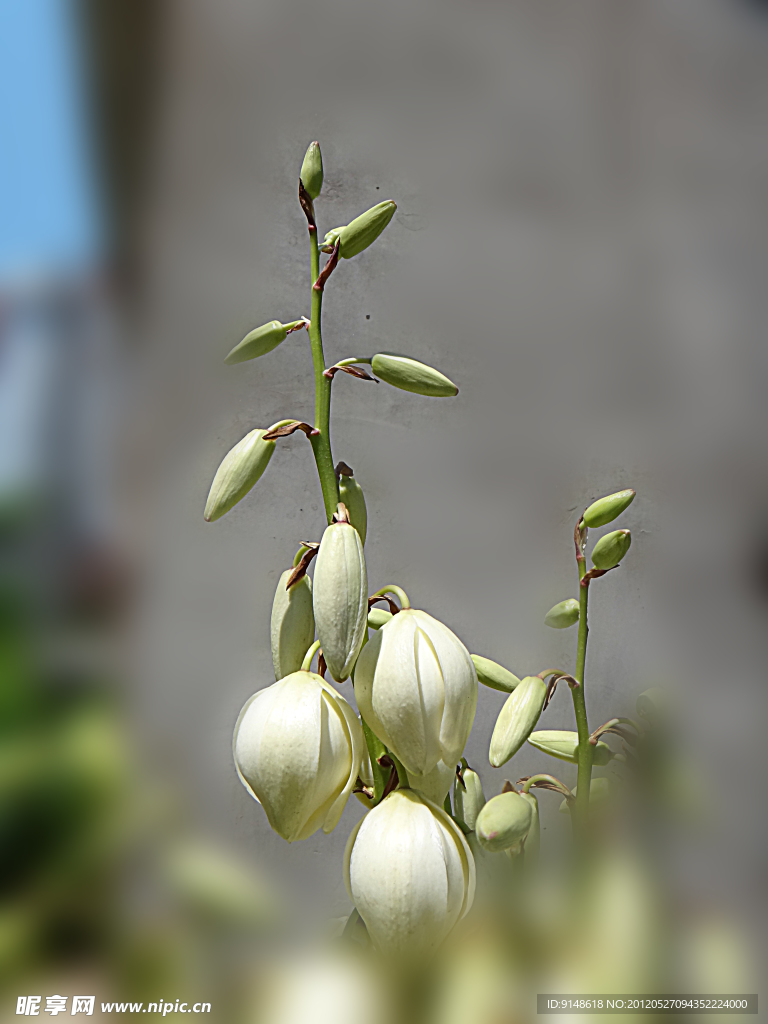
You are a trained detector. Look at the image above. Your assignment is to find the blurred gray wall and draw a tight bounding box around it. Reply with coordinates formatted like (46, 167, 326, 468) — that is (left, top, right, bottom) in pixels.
(127, 0, 768, 929)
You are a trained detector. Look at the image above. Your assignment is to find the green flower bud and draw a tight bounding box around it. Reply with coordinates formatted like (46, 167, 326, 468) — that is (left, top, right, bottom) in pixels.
(558, 776, 611, 813)
(204, 428, 275, 522)
(338, 201, 397, 259)
(338, 474, 368, 544)
(313, 519, 368, 682)
(583, 488, 636, 528)
(489, 676, 547, 768)
(367, 607, 392, 630)
(544, 598, 580, 629)
(270, 569, 315, 680)
(225, 320, 303, 365)
(519, 792, 540, 862)
(371, 353, 458, 398)
(591, 529, 632, 570)
(471, 655, 520, 694)
(527, 730, 614, 766)
(474, 791, 532, 853)
(300, 141, 323, 200)
(454, 766, 485, 831)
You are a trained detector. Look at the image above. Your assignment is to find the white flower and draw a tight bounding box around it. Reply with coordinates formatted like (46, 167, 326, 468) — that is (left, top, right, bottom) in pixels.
(354, 609, 477, 775)
(233, 671, 363, 842)
(344, 789, 475, 959)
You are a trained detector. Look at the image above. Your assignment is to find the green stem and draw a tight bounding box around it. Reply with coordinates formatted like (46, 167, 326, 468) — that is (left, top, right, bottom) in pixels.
(571, 566, 592, 832)
(361, 719, 388, 804)
(307, 230, 339, 522)
(371, 585, 411, 609)
(333, 356, 373, 368)
(293, 545, 310, 567)
(388, 752, 409, 789)
(267, 418, 297, 433)
(520, 774, 571, 798)
(301, 639, 321, 672)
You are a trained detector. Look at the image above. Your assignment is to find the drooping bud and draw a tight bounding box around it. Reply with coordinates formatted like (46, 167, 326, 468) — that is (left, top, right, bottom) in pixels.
(224, 320, 304, 365)
(559, 776, 611, 813)
(367, 607, 392, 630)
(338, 472, 368, 544)
(591, 529, 632, 570)
(583, 489, 636, 528)
(454, 765, 485, 830)
(544, 598, 580, 629)
(344, 789, 475, 959)
(299, 141, 323, 200)
(409, 760, 456, 806)
(338, 200, 396, 259)
(371, 353, 458, 398)
(489, 675, 548, 768)
(204, 428, 275, 522)
(519, 792, 540, 861)
(471, 655, 520, 693)
(355, 609, 477, 776)
(270, 569, 315, 680)
(527, 730, 614, 766)
(233, 671, 363, 842)
(313, 510, 368, 681)
(474, 791, 533, 853)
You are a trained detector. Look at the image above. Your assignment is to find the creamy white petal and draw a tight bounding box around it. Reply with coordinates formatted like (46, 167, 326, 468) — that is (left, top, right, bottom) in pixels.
(319, 680, 364, 834)
(344, 790, 475, 959)
(233, 671, 359, 842)
(408, 760, 457, 806)
(354, 612, 444, 774)
(354, 609, 476, 776)
(413, 611, 477, 765)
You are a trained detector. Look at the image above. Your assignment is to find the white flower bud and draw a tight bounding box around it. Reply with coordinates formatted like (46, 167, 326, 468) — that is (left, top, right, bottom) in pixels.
(313, 518, 368, 682)
(233, 671, 363, 842)
(354, 609, 478, 776)
(344, 789, 475, 959)
(270, 570, 315, 680)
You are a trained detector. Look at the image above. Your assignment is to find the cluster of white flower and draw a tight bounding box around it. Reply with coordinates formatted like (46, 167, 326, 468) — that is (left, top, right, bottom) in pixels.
(204, 142, 638, 960)
(233, 504, 479, 958)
